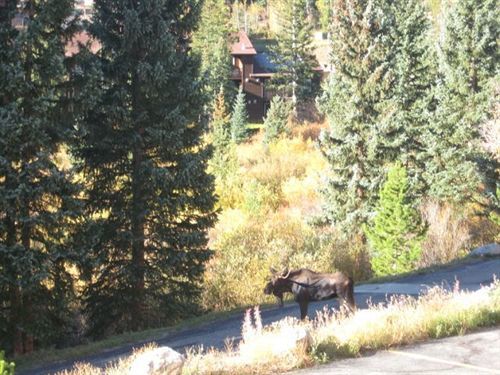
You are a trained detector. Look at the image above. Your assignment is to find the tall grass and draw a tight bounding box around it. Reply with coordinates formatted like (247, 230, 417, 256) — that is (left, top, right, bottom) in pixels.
(191, 280, 500, 374)
(59, 280, 500, 375)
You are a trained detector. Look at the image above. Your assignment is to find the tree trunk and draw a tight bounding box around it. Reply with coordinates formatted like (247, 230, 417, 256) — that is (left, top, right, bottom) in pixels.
(21, 192, 34, 354)
(131, 65, 146, 331)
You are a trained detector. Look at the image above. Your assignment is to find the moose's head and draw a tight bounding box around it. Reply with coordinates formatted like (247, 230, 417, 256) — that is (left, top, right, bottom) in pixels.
(263, 267, 292, 307)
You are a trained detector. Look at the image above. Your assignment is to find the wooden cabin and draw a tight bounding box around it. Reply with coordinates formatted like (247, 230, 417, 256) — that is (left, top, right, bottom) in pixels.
(230, 31, 273, 122)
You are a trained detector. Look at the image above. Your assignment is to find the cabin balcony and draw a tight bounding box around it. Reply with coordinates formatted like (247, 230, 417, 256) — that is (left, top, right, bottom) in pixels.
(230, 67, 242, 80)
(244, 80, 264, 98)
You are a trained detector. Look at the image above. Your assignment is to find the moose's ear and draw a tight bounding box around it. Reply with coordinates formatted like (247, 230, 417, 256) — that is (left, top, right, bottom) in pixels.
(281, 267, 289, 277)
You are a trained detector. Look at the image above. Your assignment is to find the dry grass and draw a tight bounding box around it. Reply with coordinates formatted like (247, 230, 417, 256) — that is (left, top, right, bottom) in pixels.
(313, 279, 500, 360)
(60, 280, 500, 375)
(419, 200, 472, 267)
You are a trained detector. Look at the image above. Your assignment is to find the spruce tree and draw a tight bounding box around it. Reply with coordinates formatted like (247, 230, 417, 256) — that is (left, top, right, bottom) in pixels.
(364, 164, 425, 276)
(317, 0, 393, 231)
(263, 95, 292, 144)
(424, 0, 499, 205)
(210, 88, 233, 179)
(192, 0, 233, 105)
(74, 0, 217, 337)
(0, 0, 80, 354)
(269, 0, 319, 113)
(378, 0, 437, 200)
(319, 0, 438, 231)
(230, 86, 249, 143)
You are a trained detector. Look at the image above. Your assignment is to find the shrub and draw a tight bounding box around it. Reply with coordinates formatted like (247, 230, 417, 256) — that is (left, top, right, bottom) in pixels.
(242, 179, 283, 214)
(0, 351, 15, 375)
(203, 214, 372, 311)
(419, 200, 471, 267)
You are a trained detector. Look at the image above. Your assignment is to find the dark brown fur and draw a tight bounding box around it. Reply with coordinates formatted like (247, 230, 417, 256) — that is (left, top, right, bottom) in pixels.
(264, 268, 356, 320)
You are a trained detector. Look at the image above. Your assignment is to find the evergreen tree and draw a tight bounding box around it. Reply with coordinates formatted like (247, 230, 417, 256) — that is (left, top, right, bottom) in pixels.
(319, 0, 438, 231)
(230, 86, 249, 143)
(269, 0, 319, 113)
(364, 164, 425, 277)
(378, 0, 437, 200)
(210, 88, 233, 178)
(317, 0, 393, 231)
(263, 95, 292, 144)
(74, 0, 217, 337)
(0, 0, 80, 354)
(192, 0, 233, 105)
(208, 88, 239, 208)
(424, 0, 499, 205)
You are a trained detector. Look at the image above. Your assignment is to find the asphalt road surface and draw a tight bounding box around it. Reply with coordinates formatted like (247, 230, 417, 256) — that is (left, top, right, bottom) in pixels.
(292, 327, 500, 374)
(19, 257, 500, 375)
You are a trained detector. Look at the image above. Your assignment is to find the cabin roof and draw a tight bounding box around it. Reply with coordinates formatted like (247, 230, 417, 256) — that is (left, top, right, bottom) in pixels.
(230, 30, 257, 55)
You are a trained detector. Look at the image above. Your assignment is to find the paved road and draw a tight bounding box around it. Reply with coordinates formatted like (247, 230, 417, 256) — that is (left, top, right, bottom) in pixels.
(292, 327, 500, 374)
(19, 257, 500, 375)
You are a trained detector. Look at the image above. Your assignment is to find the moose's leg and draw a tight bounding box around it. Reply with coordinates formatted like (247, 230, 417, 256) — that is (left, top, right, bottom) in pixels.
(277, 295, 284, 308)
(338, 279, 356, 313)
(299, 300, 309, 320)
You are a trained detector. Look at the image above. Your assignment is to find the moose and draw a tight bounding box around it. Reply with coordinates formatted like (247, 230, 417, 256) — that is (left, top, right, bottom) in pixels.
(264, 267, 356, 320)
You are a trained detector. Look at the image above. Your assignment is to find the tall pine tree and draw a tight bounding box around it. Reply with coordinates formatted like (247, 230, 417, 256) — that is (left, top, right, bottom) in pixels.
(74, 0, 217, 337)
(269, 0, 319, 113)
(209, 88, 233, 179)
(0, 0, 80, 354)
(378, 0, 437, 200)
(192, 0, 233, 105)
(317, 0, 393, 231)
(424, 0, 499, 205)
(319, 0, 438, 231)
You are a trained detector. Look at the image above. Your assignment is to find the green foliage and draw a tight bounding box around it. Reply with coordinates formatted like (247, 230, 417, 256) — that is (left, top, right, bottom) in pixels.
(263, 96, 292, 144)
(203, 211, 371, 311)
(242, 179, 283, 214)
(0, 0, 81, 354)
(380, 0, 437, 200)
(203, 215, 334, 310)
(209, 89, 241, 209)
(316, 0, 333, 31)
(424, 0, 499, 205)
(364, 164, 425, 276)
(0, 351, 15, 375)
(319, 0, 437, 231)
(318, 0, 394, 231)
(231, 87, 249, 143)
(210, 89, 234, 178)
(73, 0, 217, 338)
(269, 0, 319, 112)
(192, 0, 234, 104)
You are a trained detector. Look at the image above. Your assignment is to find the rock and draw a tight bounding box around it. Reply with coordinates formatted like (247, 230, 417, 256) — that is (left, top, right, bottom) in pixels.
(128, 346, 185, 375)
(470, 243, 500, 257)
(272, 326, 312, 355)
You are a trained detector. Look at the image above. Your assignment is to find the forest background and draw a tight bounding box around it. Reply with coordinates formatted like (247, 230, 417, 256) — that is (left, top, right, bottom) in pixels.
(0, 0, 498, 360)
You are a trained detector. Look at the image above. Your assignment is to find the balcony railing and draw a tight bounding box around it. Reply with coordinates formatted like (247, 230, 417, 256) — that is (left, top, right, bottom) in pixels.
(244, 81, 263, 98)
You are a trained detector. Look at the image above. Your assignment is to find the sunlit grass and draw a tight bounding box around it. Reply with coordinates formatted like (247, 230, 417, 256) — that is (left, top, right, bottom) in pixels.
(59, 279, 500, 375)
